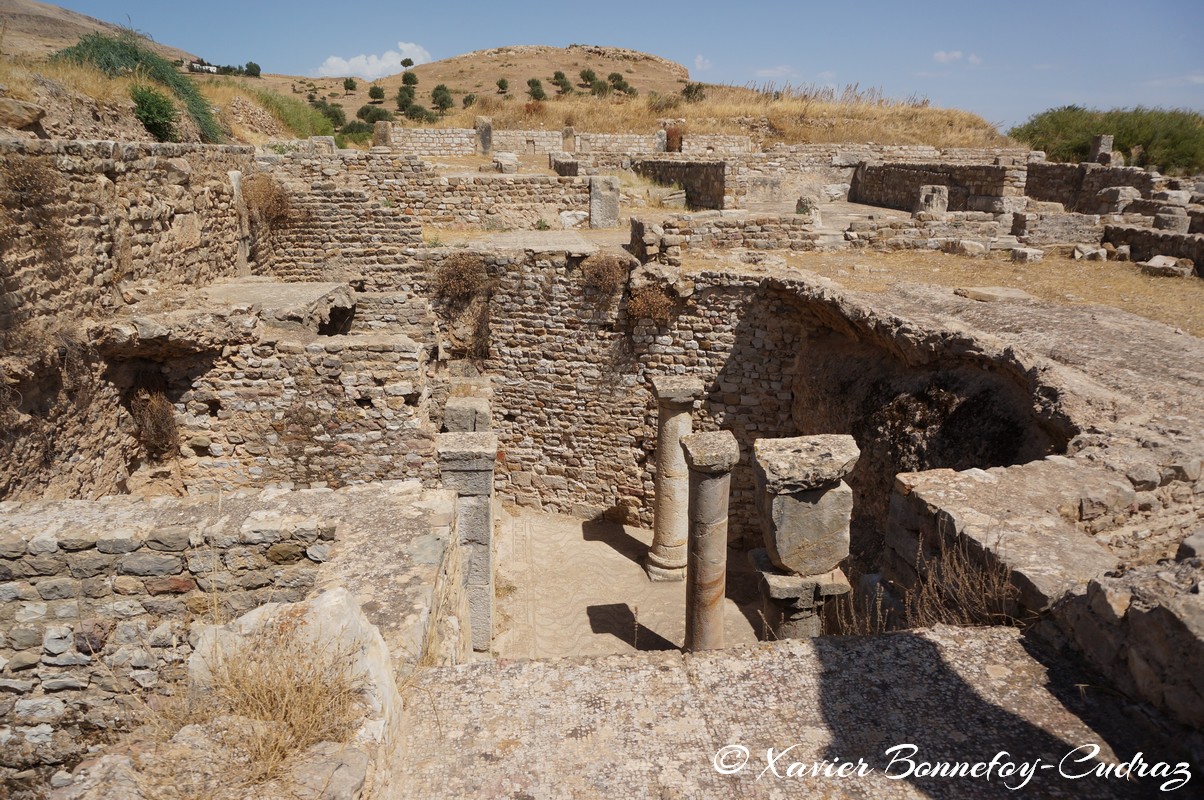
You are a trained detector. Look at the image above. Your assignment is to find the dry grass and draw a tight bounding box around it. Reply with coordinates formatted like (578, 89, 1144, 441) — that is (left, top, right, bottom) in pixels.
(770, 248, 1204, 337)
(129, 389, 178, 459)
(627, 285, 675, 325)
(241, 174, 292, 227)
(580, 252, 629, 295)
(413, 84, 1008, 148)
(431, 252, 490, 303)
(830, 531, 1020, 635)
(0, 54, 133, 104)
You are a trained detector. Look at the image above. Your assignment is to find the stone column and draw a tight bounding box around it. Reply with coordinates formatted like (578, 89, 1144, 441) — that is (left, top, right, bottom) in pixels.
(589, 176, 620, 229)
(436, 432, 497, 652)
(475, 116, 493, 155)
(750, 435, 859, 639)
(645, 375, 704, 581)
(681, 430, 739, 652)
(1089, 134, 1114, 164)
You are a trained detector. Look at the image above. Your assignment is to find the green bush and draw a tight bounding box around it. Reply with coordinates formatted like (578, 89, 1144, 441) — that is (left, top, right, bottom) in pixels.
(396, 85, 415, 111)
(355, 105, 394, 123)
(55, 31, 223, 142)
(343, 77, 357, 94)
(130, 84, 177, 141)
(405, 104, 437, 123)
(1010, 106, 1204, 173)
(245, 61, 261, 78)
(402, 71, 419, 87)
(431, 84, 453, 115)
(579, 68, 597, 86)
(551, 71, 573, 95)
(590, 79, 610, 97)
(338, 119, 374, 144)
(310, 97, 346, 128)
(681, 83, 706, 103)
(496, 78, 509, 95)
(368, 85, 385, 102)
(526, 78, 547, 101)
(462, 93, 477, 109)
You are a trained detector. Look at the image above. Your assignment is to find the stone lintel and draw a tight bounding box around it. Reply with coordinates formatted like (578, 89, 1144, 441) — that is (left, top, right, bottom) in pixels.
(650, 375, 704, 406)
(753, 435, 860, 494)
(681, 431, 739, 474)
(436, 433, 498, 471)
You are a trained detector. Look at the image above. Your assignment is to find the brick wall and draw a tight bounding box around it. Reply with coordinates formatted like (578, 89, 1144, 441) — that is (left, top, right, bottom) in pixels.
(850, 162, 1027, 213)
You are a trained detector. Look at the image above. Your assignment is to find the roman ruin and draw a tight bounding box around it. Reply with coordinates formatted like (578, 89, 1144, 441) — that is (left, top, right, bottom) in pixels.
(0, 108, 1201, 799)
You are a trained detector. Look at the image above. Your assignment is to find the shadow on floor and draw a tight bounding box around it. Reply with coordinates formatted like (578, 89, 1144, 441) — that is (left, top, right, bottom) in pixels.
(581, 517, 649, 567)
(586, 602, 679, 651)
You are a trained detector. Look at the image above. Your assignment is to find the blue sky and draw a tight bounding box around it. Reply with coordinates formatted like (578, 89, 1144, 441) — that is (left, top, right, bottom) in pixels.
(55, 0, 1204, 130)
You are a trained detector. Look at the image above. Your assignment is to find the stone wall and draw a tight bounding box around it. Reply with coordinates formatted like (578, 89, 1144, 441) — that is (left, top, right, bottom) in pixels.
(492, 129, 564, 155)
(1103, 226, 1204, 274)
(575, 133, 661, 154)
(850, 162, 1027, 213)
(0, 140, 256, 330)
(381, 173, 592, 228)
(633, 160, 727, 210)
(682, 135, 753, 156)
(631, 213, 823, 265)
(1012, 211, 1105, 246)
(384, 126, 476, 156)
(1025, 163, 1164, 213)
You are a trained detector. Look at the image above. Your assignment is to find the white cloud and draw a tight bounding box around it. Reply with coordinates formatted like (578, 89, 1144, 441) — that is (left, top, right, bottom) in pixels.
(694, 54, 712, 71)
(967, 53, 982, 65)
(1145, 73, 1204, 87)
(315, 41, 432, 81)
(816, 70, 837, 81)
(933, 50, 963, 64)
(755, 64, 796, 79)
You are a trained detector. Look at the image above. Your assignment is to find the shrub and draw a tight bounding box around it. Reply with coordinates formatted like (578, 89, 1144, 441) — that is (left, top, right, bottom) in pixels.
(665, 125, 683, 153)
(338, 120, 374, 144)
(401, 58, 414, 69)
(462, 93, 477, 109)
(432, 252, 489, 304)
(646, 92, 682, 113)
(245, 61, 261, 78)
(130, 84, 177, 142)
(551, 70, 573, 95)
(356, 105, 393, 123)
(526, 78, 547, 101)
(242, 173, 292, 226)
(496, 78, 509, 95)
(396, 85, 415, 111)
(579, 68, 597, 87)
(581, 253, 628, 295)
(627, 285, 674, 325)
(55, 31, 223, 142)
(310, 97, 346, 128)
(368, 84, 385, 102)
(1009, 105, 1204, 173)
(590, 79, 610, 97)
(402, 71, 419, 87)
(431, 84, 453, 115)
(681, 82, 706, 103)
(405, 103, 436, 123)
(342, 77, 357, 94)
(129, 389, 178, 459)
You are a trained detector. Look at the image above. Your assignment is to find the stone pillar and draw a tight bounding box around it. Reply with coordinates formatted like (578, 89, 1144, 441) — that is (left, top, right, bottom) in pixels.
(750, 435, 859, 639)
(589, 176, 620, 229)
(681, 430, 739, 652)
(372, 121, 392, 148)
(562, 126, 576, 153)
(437, 432, 497, 652)
(913, 185, 949, 216)
(475, 116, 493, 155)
(1089, 134, 1114, 164)
(645, 376, 704, 581)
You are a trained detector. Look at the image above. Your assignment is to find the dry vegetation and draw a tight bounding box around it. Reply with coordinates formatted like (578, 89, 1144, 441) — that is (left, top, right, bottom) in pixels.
(241, 173, 293, 227)
(767, 248, 1204, 336)
(128, 389, 178, 460)
(432, 252, 490, 303)
(418, 83, 1009, 148)
(580, 252, 629, 295)
(627, 285, 676, 325)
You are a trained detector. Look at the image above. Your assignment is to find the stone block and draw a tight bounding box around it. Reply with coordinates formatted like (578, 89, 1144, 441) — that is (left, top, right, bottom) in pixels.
(913, 185, 948, 216)
(681, 431, 740, 474)
(758, 481, 853, 576)
(1140, 255, 1194, 278)
(1011, 247, 1044, 264)
(468, 581, 494, 652)
(752, 435, 860, 494)
(1178, 530, 1204, 561)
(96, 529, 144, 554)
(456, 494, 494, 546)
(650, 374, 705, 407)
(436, 432, 498, 472)
(146, 527, 191, 552)
(117, 553, 183, 577)
(443, 396, 491, 433)
(589, 176, 620, 229)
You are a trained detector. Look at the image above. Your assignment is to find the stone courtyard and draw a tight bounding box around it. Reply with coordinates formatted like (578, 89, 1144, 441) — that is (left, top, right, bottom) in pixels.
(0, 118, 1202, 799)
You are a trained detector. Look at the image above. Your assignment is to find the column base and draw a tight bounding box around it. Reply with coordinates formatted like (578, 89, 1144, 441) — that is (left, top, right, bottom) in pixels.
(644, 554, 686, 582)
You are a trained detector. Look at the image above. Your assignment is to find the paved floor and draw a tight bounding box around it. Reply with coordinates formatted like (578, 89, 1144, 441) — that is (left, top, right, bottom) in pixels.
(493, 509, 761, 660)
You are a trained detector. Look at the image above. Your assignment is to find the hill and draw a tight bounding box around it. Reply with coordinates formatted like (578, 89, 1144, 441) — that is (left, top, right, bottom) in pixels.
(0, 0, 195, 61)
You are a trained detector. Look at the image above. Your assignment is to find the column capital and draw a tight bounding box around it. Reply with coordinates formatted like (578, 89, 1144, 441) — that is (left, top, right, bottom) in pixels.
(650, 375, 704, 407)
(681, 430, 739, 474)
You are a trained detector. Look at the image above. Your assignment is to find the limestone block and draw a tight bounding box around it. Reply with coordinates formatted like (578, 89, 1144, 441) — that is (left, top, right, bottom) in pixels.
(0, 98, 45, 129)
(436, 432, 498, 473)
(1139, 255, 1194, 278)
(650, 374, 704, 407)
(757, 481, 853, 575)
(589, 176, 620, 229)
(1178, 530, 1204, 560)
(1154, 206, 1190, 232)
(1011, 247, 1045, 264)
(117, 553, 183, 577)
(752, 435, 860, 494)
(443, 396, 491, 433)
(913, 185, 948, 215)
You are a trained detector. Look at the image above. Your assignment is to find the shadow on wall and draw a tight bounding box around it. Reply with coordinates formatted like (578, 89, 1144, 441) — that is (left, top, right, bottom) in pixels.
(703, 284, 1071, 568)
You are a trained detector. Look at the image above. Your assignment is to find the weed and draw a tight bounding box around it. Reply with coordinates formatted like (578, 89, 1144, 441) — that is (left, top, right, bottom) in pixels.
(534, 217, 551, 231)
(130, 83, 178, 142)
(627, 285, 675, 326)
(580, 253, 628, 295)
(241, 174, 292, 228)
(431, 253, 489, 304)
(129, 389, 179, 460)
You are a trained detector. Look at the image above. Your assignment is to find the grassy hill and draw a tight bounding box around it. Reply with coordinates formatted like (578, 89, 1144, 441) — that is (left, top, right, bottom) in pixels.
(0, 0, 195, 61)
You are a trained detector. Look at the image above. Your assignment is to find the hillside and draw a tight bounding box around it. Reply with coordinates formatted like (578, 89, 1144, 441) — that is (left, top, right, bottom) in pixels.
(0, 0, 195, 61)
